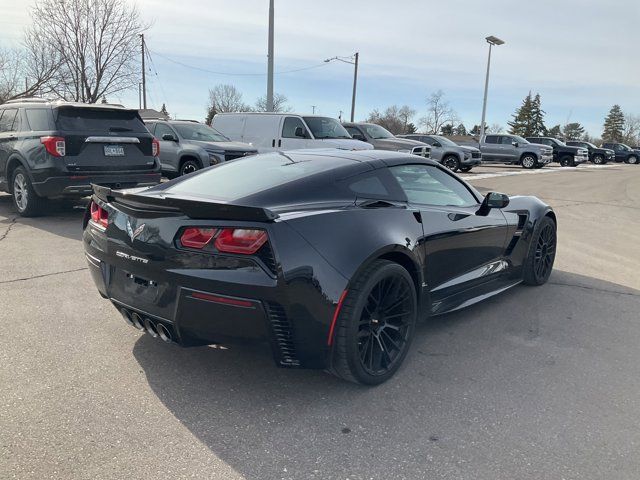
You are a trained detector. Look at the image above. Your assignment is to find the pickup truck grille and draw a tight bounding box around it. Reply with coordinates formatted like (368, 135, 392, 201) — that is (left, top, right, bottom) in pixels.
(471, 151, 481, 158)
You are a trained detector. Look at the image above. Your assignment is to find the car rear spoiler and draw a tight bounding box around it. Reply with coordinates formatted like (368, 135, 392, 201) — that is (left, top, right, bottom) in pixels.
(92, 184, 279, 222)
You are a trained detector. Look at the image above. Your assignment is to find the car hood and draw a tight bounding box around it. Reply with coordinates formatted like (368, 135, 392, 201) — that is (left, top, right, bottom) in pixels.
(526, 143, 553, 152)
(457, 145, 481, 154)
(316, 138, 374, 150)
(188, 140, 257, 152)
(371, 137, 430, 151)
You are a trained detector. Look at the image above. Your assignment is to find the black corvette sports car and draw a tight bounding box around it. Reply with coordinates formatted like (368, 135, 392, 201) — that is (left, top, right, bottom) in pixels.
(83, 149, 557, 384)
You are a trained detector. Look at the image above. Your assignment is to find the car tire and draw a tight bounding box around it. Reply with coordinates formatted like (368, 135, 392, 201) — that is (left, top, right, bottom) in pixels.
(559, 155, 574, 167)
(330, 259, 417, 385)
(626, 155, 638, 165)
(179, 159, 201, 176)
(12, 167, 45, 217)
(442, 155, 460, 172)
(592, 154, 605, 165)
(523, 216, 557, 286)
(521, 154, 537, 169)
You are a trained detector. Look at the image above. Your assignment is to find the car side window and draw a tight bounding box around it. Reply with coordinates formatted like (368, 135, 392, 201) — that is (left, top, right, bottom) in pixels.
(25, 109, 53, 131)
(484, 135, 498, 144)
(500, 136, 514, 145)
(282, 117, 309, 138)
(345, 126, 362, 138)
(155, 123, 175, 139)
(422, 137, 436, 146)
(0, 108, 18, 132)
(389, 164, 478, 207)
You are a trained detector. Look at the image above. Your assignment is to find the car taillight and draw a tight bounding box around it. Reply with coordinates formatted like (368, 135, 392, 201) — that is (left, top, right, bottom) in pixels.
(89, 201, 108, 228)
(152, 138, 160, 157)
(180, 227, 218, 249)
(214, 228, 268, 254)
(40, 136, 65, 157)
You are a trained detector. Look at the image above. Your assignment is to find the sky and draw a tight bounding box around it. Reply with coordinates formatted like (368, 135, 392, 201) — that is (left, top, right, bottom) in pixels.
(1, 0, 639, 136)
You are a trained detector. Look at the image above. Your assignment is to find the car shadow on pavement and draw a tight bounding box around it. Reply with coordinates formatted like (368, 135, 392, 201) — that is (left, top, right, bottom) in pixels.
(0, 193, 87, 241)
(132, 270, 640, 479)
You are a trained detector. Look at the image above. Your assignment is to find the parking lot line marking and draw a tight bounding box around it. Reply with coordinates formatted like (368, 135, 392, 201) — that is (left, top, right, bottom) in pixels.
(461, 164, 619, 180)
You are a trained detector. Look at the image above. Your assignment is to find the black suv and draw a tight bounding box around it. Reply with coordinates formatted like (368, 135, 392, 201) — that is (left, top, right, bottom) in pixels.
(525, 136, 589, 167)
(600, 143, 639, 164)
(0, 99, 161, 216)
(565, 141, 614, 164)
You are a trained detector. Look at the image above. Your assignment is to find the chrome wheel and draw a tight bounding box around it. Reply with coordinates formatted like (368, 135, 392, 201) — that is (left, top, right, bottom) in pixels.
(521, 155, 536, 169)
(593, 155, 604, 165)
(357, 274, 414, 376)
(13, 173, 28, 212)
(533, 223, 556, 282)
(628, 156, 638, 165)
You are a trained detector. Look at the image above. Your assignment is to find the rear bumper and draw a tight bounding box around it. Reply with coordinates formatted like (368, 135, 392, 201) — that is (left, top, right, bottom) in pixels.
(33, 171, 161, 197)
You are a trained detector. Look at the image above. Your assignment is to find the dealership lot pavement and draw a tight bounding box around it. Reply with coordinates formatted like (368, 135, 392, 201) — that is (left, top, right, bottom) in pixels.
(1, 164, 639, 480)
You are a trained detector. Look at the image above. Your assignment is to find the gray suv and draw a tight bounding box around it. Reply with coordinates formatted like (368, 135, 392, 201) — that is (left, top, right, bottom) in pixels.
(145, 119, 258, 177)
(398, 134, 481, 172)
(342, 122, 430, 158)
(0, 99, 161, 216)
(479, 134, 553, 169)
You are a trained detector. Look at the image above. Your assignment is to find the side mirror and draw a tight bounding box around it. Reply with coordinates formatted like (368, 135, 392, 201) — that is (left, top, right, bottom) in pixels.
(477, 192, 509, 216)
(294, 126, 306, 138)
(162, 133, 177, 142)
(512, 141, 519, 147)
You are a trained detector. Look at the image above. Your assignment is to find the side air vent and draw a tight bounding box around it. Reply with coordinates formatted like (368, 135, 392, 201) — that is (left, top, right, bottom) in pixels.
(256, 243, 277, 275)
(265, 302, 300, 367)
(505, 213, 529, 255)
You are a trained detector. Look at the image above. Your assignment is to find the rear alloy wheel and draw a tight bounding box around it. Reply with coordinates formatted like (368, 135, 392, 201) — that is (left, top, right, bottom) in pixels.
(180, 160, 200, 176)
(330, 260, 417, 385)
(592, 154, 605, 165)
(626, 155, 638, 165)
(523, 216, 557, 286)
(560, 155, 574, 167)
(521, 154, 537, 169)
(442, 155, 460, 172)
(12, 166, 44, 217)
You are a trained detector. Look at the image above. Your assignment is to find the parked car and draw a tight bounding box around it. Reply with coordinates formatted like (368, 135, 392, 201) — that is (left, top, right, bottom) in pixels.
(144, 119, 257, 177)
(398, 134, 482, 172)
(479, 134, 553, 169)
(342, 122, 430, 158)
(565, 141, 614, 164)
(525, 136, 589, 167)
(0, 98, 160, 216)
(83, 149, 556, 385)
(600, 142, 639, 164)
(212, 113, 373, 152)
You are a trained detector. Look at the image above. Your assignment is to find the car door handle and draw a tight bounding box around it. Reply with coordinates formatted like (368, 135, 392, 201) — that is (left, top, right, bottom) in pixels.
(272, 139, 275, 147)
(278, 139, 282, 147)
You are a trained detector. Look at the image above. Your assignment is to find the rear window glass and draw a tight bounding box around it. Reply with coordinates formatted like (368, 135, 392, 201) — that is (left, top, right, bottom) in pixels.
(0, 109, 18, 132)
(165, 153, 338, 201)
(55, 108, 146, 132)
(25, 109, 53, 131)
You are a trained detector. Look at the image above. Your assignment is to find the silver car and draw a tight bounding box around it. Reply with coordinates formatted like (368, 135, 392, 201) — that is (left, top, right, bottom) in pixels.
(398, 134, 482, 172)
(343, 123, 431, 158)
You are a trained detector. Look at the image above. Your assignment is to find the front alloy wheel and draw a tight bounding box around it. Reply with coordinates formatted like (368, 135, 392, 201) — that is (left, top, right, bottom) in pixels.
(627, 155, 638, 165)
(592, 154, 604, 165)
(180, 160, 200, 176)
(442, 155, 460, 172)
(330, 260, 417, 385)
(523, 216, 557, 285)
(521, 155, 537, 169)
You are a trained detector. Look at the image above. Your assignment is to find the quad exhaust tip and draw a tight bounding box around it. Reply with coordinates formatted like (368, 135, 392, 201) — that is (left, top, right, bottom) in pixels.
(130, 312, 145, 331)
(157, 323, 172, 343)
(121, 308, 173, 343)
(144, 318, 159, 338)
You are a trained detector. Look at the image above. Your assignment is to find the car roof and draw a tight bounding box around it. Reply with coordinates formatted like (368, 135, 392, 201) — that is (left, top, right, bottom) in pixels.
(0, 99, 132, 111)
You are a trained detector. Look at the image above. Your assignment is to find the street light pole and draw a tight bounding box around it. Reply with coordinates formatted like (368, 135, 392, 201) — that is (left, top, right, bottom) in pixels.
(324, 53, 359, 122)
(266, 0, 274, 112)
(479, 36, 504, 140)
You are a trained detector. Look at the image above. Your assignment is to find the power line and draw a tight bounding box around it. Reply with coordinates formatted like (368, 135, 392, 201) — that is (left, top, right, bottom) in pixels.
(146, 48, 330, 77)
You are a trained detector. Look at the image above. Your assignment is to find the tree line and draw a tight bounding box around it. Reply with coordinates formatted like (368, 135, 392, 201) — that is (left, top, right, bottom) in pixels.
(204, 84, 291, 124)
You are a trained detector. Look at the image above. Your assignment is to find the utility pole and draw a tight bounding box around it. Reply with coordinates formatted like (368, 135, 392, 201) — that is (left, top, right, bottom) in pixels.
(266, 0, 274, 112)
(138, 83, 142, 109)
(350, 52, 359, 122)
(479, 36, 504, 140)
(140, 34, 147, 109)
(311, 105, 316, 114)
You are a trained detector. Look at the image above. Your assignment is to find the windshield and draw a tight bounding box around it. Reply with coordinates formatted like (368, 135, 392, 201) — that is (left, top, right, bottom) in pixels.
(174, 123, 229, 142)
(303, 117, 351, 139)
(363, 124, 394, 139)
(432, 135, 458, 147)
(512, 135, 529, 144)
(620, 144, 633, 151)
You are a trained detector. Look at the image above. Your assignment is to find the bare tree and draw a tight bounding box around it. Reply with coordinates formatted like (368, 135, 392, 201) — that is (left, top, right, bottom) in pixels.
(487, 123, 504, 133)
(622, 114, 640, 146)
(419, 90, 458, 134)
(0, 41, 60, 103)
(205, 84, 251, 123)
(28, 0, 145, 103)
(367, 105, 416, 134)
(255, 92, 291, 112)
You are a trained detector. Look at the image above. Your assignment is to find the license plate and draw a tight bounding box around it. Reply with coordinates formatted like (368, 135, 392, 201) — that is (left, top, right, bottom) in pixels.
(104, 145, 125, 156)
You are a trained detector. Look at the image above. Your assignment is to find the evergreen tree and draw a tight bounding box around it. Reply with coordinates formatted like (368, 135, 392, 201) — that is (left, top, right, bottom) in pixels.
(160, 103, 169, 118)
(548, 124, 562, 138)
(440, 124, 454, 135)
(454, 123, 467, 135)
(405, 122, 417, 134)
(562, 122, 585, 140)
(507, 93, 534, 136)
(470, 125, 481, 136)
(530, 94, 547, 135)
(602, 105, 625, 142)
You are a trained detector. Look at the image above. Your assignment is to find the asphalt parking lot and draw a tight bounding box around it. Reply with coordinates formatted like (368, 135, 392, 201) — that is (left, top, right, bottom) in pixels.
(1, 163, 639, 480)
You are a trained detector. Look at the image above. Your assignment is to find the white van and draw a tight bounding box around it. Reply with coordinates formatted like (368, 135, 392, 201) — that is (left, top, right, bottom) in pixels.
(212, 113, 373, 152)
